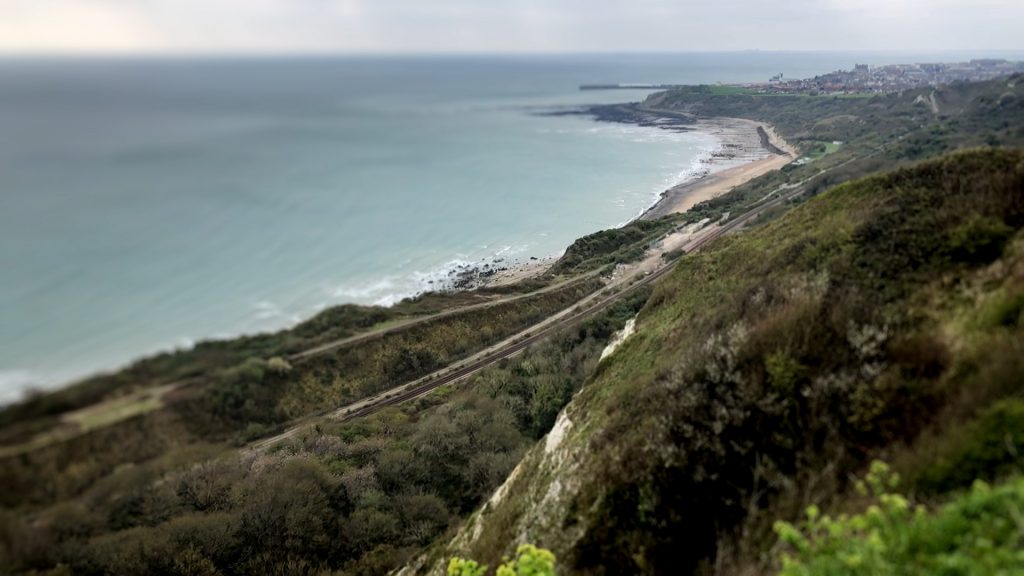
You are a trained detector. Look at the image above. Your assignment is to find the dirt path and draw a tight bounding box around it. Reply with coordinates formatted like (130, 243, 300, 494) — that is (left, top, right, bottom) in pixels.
(289, 268, 599, 361)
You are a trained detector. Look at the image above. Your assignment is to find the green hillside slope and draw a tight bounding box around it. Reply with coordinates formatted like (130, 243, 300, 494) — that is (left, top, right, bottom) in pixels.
(3, 74, 1023, 576)
(427, 148, 1024, 575)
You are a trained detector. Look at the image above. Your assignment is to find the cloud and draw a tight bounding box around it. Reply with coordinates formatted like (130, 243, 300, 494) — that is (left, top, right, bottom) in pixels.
(0, 0, 1020, 53)
(0, 1, 162, 52)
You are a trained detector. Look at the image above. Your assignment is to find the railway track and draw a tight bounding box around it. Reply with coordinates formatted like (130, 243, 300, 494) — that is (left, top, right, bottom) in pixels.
(252, 156, 813, 450)
(328, 185, 801, 424)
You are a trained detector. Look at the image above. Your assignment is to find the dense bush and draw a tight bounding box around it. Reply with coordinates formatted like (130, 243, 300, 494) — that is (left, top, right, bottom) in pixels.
(775, 462, 1024, 575)
(912, 399, 1024, 495)
(0, 291, 645, 575)
(561, 149, 1024, 574)
(552, 218, 680, 274)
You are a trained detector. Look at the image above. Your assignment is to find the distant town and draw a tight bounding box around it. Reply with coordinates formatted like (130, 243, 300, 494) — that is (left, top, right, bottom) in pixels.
(582, 59, 1024, 95)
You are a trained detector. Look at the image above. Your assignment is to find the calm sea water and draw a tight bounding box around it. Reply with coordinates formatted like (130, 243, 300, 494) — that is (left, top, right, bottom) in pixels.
(0, 52, 993, 400)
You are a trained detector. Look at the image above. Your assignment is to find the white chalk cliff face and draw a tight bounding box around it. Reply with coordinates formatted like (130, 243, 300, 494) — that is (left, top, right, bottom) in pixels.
(600, 317, 637, 361)
(399, 404, 589, 575)
(400, 319, 645, 575)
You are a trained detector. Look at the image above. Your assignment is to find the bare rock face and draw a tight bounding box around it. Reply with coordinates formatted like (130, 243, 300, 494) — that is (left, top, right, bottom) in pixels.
(400, 398, 592, 575)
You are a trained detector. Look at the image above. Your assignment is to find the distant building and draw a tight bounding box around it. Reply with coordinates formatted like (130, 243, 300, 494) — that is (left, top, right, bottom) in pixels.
(751, 60, 1024, 96)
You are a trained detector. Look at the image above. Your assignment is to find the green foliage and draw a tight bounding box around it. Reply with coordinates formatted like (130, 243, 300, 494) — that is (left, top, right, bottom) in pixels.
(562, 150, 1024, 575)
(449, 556, 488, 576)
(661, 248, 685, 262)
(982, 290, 1024, 328)
(913, 399, 1024, 495)
(450, 544, 556, 576)
(497, 544, 557, 576)
(764, 352, 806, 395)
(945, 215, 1014, 264)
(0, 287, 640, 575)
(201, 357, 287, 434)
(553, 218, 680, 274)
(774, 462, 1024, 575)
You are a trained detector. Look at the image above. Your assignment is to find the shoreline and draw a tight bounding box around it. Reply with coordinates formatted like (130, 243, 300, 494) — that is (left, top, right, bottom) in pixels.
(640, 117, 796, 219)
(475, 111, 796, 287)
(5, 105, 793, 402)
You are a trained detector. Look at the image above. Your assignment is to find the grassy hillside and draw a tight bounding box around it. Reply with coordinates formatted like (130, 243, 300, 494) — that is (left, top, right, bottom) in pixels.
(3, 74, 1023, 576)
(551, 218, 683, 275)
(0, 290, 650, 575)
(434, 148, 1024, 574)
(656, 74, 1024, 226)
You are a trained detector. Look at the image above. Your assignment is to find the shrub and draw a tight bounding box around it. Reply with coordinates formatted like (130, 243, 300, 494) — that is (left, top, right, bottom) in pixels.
(774, 461, 1024, 575)
(449, 544, 556, 576)
(945, 215, 1014, 264)
(981, 289, 1024, 328)
(913, 399, 1024, 494)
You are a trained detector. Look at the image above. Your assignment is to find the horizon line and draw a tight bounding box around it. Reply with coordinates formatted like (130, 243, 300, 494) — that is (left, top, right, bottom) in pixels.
(2, 48, 1024, 60)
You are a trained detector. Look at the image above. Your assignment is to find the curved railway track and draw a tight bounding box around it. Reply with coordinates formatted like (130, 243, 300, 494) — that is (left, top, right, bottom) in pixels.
(330, 181, 807, 424)
(252, 140, 819, 450)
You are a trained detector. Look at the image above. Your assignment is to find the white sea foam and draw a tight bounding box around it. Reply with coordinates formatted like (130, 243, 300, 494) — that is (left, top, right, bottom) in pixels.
(0, 370, 38, 405)
(324, 240, 547, 310)
(253, 300, 285, 321)
(330, 278, 398, 302)
(614, 132, 722, 226)
(2, 80, 726, 400)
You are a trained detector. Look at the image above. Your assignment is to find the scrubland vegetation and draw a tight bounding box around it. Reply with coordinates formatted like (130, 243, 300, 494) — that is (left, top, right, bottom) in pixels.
(663, 74, 1024, 225)
(774, 462, 1024, 575)
(0, 284, 646, 574)
(2, 74, 1023, 575)
(0, 274, 604, 508)
(448, 148, 1024, 574)
(552, 217, 682, 275)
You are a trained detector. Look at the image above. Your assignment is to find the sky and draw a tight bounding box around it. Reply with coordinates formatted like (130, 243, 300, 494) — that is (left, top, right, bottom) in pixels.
(0, 0, 1022, 54)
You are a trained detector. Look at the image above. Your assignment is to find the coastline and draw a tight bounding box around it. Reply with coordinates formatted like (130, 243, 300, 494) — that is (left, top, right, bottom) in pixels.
(5, 106, 793, 401)
(640, 118, 795, 219)
(476, 113, 796, 287)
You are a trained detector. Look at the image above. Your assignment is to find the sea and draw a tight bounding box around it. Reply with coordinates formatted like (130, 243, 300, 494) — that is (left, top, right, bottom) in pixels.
(0, 52, 1001, 401)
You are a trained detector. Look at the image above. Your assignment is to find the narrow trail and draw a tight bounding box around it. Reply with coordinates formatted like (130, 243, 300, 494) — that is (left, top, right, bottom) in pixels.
(289, 269, 602, 362)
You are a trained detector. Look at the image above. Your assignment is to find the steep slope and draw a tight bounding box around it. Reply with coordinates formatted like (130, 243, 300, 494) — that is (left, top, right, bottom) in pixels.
(413, 148, 1024, 574)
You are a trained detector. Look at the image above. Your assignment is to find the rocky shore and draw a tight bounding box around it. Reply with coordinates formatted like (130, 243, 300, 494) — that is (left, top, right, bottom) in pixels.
(426, 255, 558, 293)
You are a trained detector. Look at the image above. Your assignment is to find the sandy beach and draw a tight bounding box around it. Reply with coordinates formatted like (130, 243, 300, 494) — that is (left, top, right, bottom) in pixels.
(472, 115, 796, 288)
(641, 117, 796, 219)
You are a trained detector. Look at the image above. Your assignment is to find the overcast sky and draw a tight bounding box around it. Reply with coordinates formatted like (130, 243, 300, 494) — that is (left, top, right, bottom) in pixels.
(1, 0, 1022, 54)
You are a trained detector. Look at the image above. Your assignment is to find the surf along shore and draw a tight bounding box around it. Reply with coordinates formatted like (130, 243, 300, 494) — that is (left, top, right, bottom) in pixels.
(476, 103, 796, 287)
(580, 102, 797, 220)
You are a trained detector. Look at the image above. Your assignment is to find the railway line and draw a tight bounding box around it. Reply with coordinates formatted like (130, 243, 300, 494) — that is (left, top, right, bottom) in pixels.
(251, 176, 808, 450)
